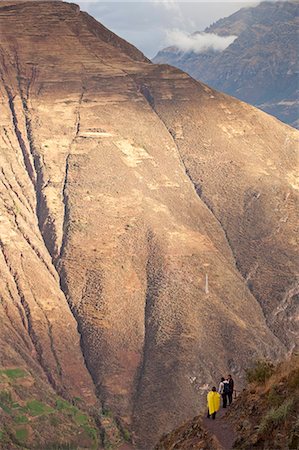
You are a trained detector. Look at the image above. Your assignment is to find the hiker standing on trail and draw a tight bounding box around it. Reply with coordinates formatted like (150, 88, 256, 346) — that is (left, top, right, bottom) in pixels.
(227, 374, 234, 405)
(218, 377, 230, 408)
(207, 386, 220, 420)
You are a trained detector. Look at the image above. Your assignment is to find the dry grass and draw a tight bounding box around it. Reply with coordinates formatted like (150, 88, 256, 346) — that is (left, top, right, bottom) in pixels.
(229, 355, 299, 449)
(245, 360, 275, 384)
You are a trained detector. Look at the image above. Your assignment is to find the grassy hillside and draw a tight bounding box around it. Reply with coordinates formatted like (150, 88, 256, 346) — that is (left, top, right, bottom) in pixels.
(0, 367, 100, 449)
(228, 356, 299, 449)
(0, 365, 133, 449)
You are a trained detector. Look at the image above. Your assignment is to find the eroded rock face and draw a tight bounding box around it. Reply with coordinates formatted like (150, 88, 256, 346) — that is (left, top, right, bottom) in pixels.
(0, 1, 297, 448)
(0, 27, 96, 410)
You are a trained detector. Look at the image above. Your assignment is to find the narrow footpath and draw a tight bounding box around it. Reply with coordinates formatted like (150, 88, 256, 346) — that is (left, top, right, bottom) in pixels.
(202, 407, 236, 450)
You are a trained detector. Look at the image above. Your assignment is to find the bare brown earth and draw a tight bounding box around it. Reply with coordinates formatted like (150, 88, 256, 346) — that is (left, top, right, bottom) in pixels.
(202, 407, 236, 450)
(0, 1, 298, 448)
(156, 407, 235, 450)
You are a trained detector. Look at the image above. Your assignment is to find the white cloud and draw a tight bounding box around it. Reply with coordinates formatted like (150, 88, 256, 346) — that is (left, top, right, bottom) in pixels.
(166, 29, 237, 53)
(152, 0, 185, 25)
(153, 0, 178, 9)
(74, 1, 254, 57)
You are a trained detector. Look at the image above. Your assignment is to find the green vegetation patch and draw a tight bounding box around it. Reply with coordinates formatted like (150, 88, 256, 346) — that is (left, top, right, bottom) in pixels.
(55, 398, 75, 412)
(123, 428, 131, 442)
(54, 397, 98, 447)
(246, 360, 274, 384)
(0, 404, 11, 414)
(14, 414, 29, 424)
(55, 399, 89, 425)
(86, 430, 99, 450)
(12, 402, 22, 409)
(74, 412, 89, 426)
(82, 424, 97, 441)
(0, 368, 27, 380)
(26, 399, 54, 416)
(0, 390, 15, 415)
(15, 427, 28, 442)
(0, 429, 10, 447)
(0, 387, 99, 450)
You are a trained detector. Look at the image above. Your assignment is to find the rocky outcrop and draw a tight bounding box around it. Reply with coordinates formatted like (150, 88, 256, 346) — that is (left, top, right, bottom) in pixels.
(154, 1, 299, 129)
(0, 1, 298, 448)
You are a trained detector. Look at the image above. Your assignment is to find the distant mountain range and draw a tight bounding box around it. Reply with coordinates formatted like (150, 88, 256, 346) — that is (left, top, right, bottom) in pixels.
(154, 1, 299, 128)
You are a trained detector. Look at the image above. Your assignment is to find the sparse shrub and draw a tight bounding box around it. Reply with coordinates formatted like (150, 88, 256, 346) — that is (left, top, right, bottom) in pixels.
(0, 390, 12, 404)
(246, 360, 274, 384)
(55, 398, 78, 416)
(49, 415, 60, 427)
(12, 401, 21, 409)
(258, 399, 295, 434)
(0, 429, 9, 445)
(72, 396, 82, 406)
(14, 415, 29, 424)
(123, 428, 131, 442)
(267, 385, 283, 407)
(0, 390, 12, 414)
(82, 424, 98, 441)
(102, 435, 113, 450)
(101, 407, 112, 418)
(55, 398, 70, 411)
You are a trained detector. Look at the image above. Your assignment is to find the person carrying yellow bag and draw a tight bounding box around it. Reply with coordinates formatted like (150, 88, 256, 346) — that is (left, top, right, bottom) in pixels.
(207, 386, 221, 420)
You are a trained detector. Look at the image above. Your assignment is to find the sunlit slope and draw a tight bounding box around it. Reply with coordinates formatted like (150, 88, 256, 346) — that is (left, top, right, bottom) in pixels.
(0, 1, 297, 447)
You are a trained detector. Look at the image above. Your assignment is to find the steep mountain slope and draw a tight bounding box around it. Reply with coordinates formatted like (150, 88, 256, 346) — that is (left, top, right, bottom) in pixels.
(0, 1, 297, 448)
(156, 356, 299, 450)
(154, 1, 299, 128)
(138, 69, 299, 351)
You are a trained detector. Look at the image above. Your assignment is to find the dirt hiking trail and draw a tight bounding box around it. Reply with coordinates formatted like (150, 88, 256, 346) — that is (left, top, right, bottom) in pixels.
(202, 407, 236, 450)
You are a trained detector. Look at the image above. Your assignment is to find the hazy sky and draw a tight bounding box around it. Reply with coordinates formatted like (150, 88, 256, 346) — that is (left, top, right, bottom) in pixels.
(72, 1, 261, 57)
